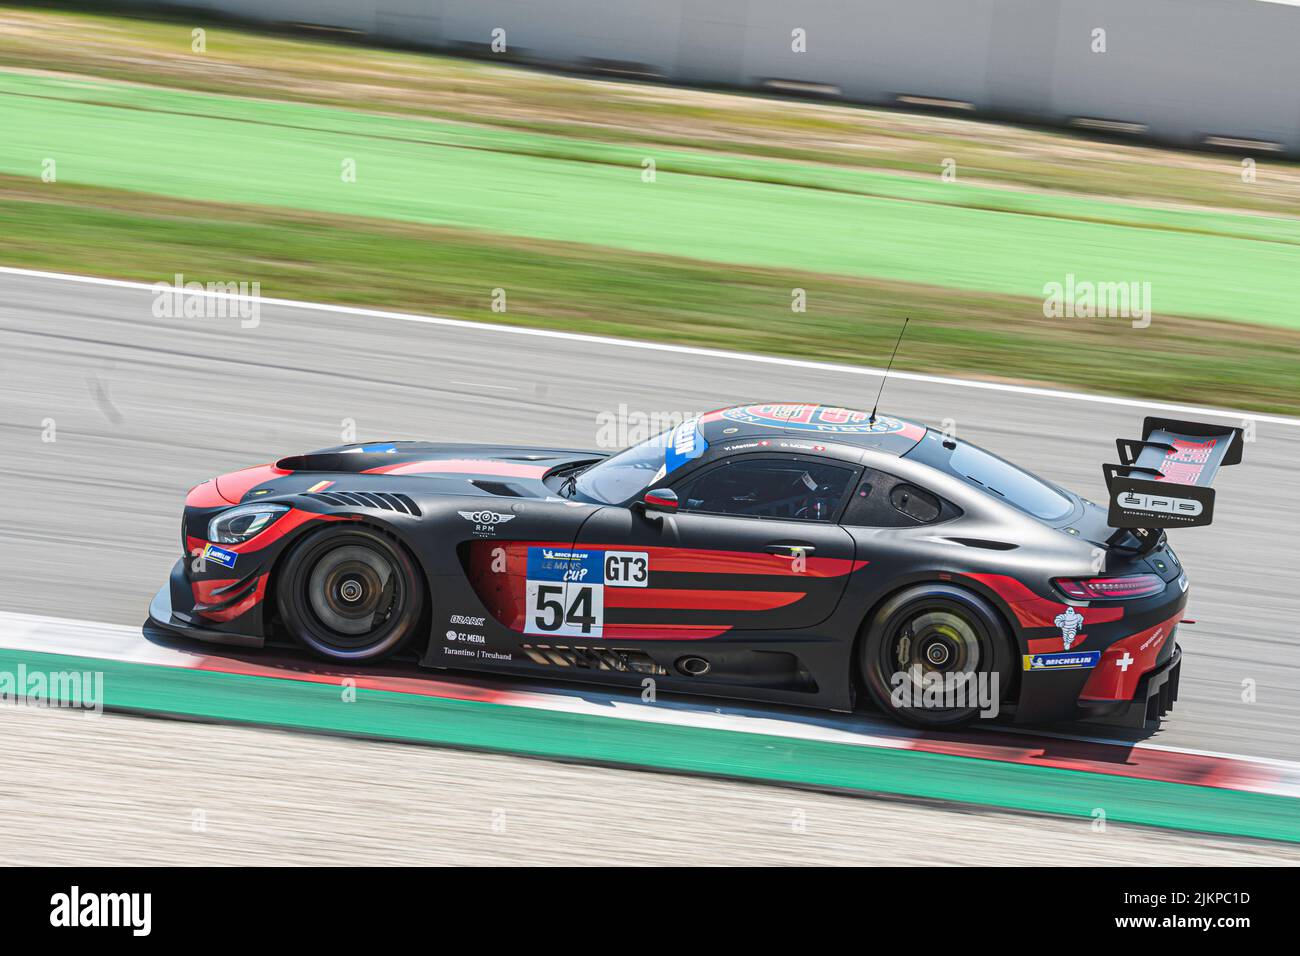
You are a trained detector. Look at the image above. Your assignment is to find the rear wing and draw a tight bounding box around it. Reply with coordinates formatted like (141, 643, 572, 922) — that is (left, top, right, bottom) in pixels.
(1103, 417, 1243, 551)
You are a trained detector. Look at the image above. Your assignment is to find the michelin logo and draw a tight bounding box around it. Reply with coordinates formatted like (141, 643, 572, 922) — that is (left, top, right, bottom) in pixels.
(1023, 650, 1101, 671)
(202, 543, 238, 569)
(1054, 606, 1084, 650)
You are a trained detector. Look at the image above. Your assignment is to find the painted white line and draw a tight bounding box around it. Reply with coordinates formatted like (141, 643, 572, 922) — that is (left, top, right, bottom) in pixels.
(451, 381, 518, 390)
(0, 612, 197, 668)
(4, 265, 1298, 428)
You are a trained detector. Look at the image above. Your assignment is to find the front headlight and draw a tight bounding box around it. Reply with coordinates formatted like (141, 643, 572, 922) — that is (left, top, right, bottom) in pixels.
(207, 503, 290, 544)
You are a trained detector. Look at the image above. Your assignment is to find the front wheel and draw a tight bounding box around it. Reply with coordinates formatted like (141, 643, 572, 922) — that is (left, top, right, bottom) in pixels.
(276, 526, 424, 662)
(858, 584, 1013, 728)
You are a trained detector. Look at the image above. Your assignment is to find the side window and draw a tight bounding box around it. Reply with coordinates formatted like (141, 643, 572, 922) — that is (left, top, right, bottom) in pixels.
(675, 458, 855, 522)
(890, 484, 941, 523)
(843, 468, 956, 527)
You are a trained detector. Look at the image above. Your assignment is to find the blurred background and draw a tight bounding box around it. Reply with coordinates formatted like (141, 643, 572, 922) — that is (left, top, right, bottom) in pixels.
(1, 0, 1298, 412)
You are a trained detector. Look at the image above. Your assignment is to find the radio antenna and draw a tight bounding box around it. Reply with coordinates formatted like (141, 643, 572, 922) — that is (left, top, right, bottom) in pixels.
(869, 317, 910, 424)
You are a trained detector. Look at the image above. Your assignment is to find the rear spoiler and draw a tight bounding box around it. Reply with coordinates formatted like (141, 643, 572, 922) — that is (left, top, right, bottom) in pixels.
(1102, 417, 1243, 553)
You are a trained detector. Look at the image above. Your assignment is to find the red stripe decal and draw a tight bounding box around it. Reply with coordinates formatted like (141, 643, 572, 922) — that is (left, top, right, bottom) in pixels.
(227, 509, 347, 552)
(587, 545, 866, 578)
(186, 510, 349, 561)
(604, 589, 804, 611)
(215, 463, 292, 503)
(1079, 611, 1183, 702)
(965, 572, 1123, 629)
(185, 480, 228, 509)
(601, 624, 732, 640)
(192, 573, 268, 624)
(363, 459, 549, 479)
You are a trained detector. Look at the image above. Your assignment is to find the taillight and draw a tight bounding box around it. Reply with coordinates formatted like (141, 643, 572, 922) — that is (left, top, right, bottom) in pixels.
(1053, 574, 1165, 600)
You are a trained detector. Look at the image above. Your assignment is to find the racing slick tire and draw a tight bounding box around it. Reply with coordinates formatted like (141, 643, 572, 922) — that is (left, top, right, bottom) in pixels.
(858, 584, 1014, 728)
(276, 525, 425, 662)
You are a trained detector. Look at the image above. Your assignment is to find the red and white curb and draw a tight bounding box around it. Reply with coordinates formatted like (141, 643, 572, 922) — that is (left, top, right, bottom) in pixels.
(2, 610, 1297, 799)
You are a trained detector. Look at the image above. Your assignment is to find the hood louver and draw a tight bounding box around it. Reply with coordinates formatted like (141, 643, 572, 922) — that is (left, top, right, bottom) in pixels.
(304, 491, 422, 516)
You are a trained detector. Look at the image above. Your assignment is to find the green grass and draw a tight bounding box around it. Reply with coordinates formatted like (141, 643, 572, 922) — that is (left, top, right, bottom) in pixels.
(2, 71, 1299, 329)
(1, 5, 1298, 413)
(6, 178, 1300, 415)
(5, 4, 1300, 217)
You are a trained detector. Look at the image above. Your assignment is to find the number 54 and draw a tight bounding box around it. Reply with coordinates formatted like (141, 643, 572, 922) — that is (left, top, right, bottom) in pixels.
(527, 582, 603, 637)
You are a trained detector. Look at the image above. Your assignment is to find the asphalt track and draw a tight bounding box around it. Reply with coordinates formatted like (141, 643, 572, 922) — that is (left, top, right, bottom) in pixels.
(7, 704, 1298, 866)
(1, 269, 1298, 860)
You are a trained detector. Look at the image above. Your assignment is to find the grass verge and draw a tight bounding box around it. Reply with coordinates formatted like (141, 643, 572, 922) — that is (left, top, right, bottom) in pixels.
(1, 71, 1297, 327)
(4, 177, 1299, 415)
(3, 4, 1299, 217)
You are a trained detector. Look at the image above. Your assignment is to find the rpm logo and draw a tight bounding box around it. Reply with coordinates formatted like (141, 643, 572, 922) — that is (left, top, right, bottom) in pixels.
(458, 510, 516, 536)
(721, 404, 906, 434)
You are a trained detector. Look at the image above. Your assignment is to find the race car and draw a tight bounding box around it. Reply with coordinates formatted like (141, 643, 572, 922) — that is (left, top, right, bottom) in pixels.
(148, 403, 1242, 728)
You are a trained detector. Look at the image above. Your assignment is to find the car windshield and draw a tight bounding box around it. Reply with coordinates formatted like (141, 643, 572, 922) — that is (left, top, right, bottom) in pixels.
(904, 431, 1074, 522)
(573, 430, 675, 504)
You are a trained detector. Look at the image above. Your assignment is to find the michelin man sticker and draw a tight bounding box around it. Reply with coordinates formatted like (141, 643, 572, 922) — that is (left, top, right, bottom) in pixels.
(524, 547, 649, 637)
(1054, 606, 1085, 650)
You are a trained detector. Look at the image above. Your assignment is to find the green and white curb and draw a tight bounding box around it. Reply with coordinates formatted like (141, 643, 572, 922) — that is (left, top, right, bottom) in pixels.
(1, 611, 1298, 843)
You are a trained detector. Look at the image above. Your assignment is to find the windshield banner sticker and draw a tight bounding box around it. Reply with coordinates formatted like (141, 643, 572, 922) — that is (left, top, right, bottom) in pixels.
(722, 404, 906, 434)
(664, 417, 708, 474)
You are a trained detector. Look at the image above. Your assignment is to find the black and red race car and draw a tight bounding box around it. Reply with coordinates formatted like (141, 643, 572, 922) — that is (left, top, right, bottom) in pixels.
(148, 403, 1242, 728)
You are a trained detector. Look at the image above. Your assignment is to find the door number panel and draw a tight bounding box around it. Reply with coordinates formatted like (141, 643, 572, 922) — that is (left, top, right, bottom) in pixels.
(524, 547, 648, 637)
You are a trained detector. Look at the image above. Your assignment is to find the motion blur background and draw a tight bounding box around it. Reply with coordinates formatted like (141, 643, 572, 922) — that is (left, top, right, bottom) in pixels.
(0, 1, 1298, 865)
(3, 0, 1299, 411)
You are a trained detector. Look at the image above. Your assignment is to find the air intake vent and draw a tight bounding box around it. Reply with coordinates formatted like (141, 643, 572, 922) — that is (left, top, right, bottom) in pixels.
(521, 644, 666, 675)
(471, 480, 526, 498)
(304, 491, 422, 516)
(944, 537, 1018, 551)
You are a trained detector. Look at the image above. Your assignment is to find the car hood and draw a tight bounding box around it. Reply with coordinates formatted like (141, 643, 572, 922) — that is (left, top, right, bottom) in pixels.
(277, 441, 601, 477)
(209, 442, 604, 505)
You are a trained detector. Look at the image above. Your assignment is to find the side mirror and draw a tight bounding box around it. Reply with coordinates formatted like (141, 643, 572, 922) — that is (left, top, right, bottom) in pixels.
(639, 488, 678, 513)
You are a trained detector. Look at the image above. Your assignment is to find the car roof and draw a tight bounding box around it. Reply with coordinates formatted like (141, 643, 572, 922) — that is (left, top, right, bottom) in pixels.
(698, 403, 928, 456)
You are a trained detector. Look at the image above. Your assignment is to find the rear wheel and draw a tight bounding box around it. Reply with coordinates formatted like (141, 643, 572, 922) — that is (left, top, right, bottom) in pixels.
(276, 526, 424, 662)
(858, 584, 1013, 727)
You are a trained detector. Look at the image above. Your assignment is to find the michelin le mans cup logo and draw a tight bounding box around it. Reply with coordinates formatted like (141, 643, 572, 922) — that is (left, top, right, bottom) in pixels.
(1054, 606, 1084, 649)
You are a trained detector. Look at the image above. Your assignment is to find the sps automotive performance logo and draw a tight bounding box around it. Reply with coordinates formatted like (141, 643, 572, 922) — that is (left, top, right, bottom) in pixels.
(459, 510, 516, 537)
(721, 403, 908, 434)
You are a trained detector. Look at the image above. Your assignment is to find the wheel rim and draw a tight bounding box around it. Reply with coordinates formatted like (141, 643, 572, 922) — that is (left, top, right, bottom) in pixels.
(305, 544, 402, 647)
(888, 608, 983, 696)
